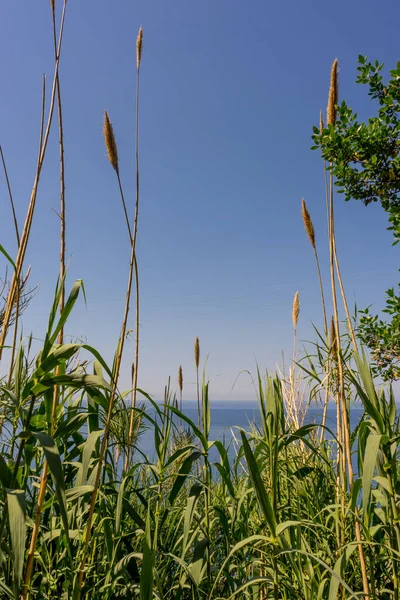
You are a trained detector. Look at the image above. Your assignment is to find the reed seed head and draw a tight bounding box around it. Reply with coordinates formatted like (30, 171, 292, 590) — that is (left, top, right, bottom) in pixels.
(330, 315, 337, 353)
(292, 291, 300, 330)
(319, 110, 324, 135)
(301, 198, 316, 249)
(136, 26, 143, 70)
(103, 111, 119, 175)
(327, 59, 339, 126)
(50, 0, 55, 12)
(194, 337, 200, 369)
(178, 365, 183, 393)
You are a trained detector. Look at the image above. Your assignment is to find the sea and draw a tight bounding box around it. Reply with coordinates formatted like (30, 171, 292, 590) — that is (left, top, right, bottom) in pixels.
(138, 402, 365, 466)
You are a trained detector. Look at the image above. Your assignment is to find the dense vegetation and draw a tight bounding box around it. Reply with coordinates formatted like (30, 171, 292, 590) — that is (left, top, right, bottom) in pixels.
(313, 57, 400, 383)
(0, 4, 399, 599)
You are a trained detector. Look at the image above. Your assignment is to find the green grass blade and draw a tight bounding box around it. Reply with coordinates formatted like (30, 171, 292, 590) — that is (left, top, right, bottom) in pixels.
(140, 506, 154, 600)
(32, 432, 72, 560)
(362, 433, 382, 523)
(6, 489, 26, 597)
(240, 430, 276, 536)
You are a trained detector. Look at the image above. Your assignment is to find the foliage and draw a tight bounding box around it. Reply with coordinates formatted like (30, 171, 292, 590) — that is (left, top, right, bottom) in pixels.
(0, 306, 399, 598)
(313, 56, 400, 381)
(312, 56, 400, 242)
(357, 284, 400, 381)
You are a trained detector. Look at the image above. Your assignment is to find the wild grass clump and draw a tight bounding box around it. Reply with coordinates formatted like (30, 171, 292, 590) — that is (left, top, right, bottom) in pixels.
(0, 8, 398, 600)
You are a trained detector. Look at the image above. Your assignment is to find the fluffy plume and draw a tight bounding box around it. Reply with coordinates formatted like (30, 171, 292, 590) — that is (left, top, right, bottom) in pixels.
(301, 198, 316, 249)
(327, 59, 338, 126)
(136, 26, 143, 70)
(194, 337, 200, 369)
(292, 292, 300, 330)
(319, 110, 324, 135)
(103, 111, 119, 174)
(178, 365, 183, 393)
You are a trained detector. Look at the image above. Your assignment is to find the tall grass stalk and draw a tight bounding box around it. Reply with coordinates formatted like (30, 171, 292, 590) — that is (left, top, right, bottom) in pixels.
(125, 26, 143, 473)
(22, 5, 68, 593)
(76, 111, 138, 597)
(325, 57, 369, 599)
(301, 198, 331, 440)
(0, 2, 67, 361)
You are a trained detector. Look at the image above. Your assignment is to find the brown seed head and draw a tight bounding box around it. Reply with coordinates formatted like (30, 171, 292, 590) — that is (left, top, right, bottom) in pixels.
(103, 111, 119, 175)
(136, 26, 143, 70)
(194, 337, 200, 369)
(327, 59, 339, 126)
(178, 365, 183, 393)
(292, 292, 300, 330)
(330, 316, 337, 353)
(301, 198, 316, 249)
(319, 110, 324, 135)
(50, 0, 55, 12)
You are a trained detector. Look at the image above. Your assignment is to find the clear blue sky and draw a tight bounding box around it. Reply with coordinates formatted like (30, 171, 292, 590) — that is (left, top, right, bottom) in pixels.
(0, 0, 399, 400)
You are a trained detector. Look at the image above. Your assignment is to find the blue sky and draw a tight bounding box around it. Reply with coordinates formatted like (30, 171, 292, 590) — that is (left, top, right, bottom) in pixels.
(0, 0, 399, 401)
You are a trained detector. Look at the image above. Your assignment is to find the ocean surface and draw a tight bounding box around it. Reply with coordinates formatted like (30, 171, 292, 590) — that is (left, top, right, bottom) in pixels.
(138, 402, 365, 464)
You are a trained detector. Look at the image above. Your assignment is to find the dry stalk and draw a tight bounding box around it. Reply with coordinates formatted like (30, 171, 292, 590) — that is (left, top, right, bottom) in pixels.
(0, 144, 21, 385)
(0, 1, 67, 361)
(21, 4, 68, 597)
(325, 57, 369, 599)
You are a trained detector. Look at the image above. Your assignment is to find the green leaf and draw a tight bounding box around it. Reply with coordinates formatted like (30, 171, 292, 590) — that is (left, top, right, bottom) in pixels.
(362, 433, 382, 522)
(0, 579, 14, 599)
(32, 432, 72, 561)
(0, 455, 12, 489)
(328, 543, 358, 600)
(168, 451, 201, 506)
(6, 489, 26, 597)
(140, 506, 154, 600)
(65, 485, 94, 502)
(240, 431, 276, 536)
(188, 537, 208, 587)
(77, 429, 104, 487)
(116, 477, 128, 536)
(0, 244, 16, 270)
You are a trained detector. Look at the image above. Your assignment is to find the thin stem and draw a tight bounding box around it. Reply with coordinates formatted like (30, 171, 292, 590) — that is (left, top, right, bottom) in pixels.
(0, 0, 67, 360)
(117, 171, 132, 240)
(314, 248, 328, 340)
(332, 237, 358, 350)
(125, 65, 141, 472)
(0, 145, 19, 245)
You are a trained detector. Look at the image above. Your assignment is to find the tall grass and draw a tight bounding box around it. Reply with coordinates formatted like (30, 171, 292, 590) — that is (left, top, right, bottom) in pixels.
(0, 8, 399, 600)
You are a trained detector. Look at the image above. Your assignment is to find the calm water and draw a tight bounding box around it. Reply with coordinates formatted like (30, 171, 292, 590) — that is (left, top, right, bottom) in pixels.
(138, 402, 365, 463)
